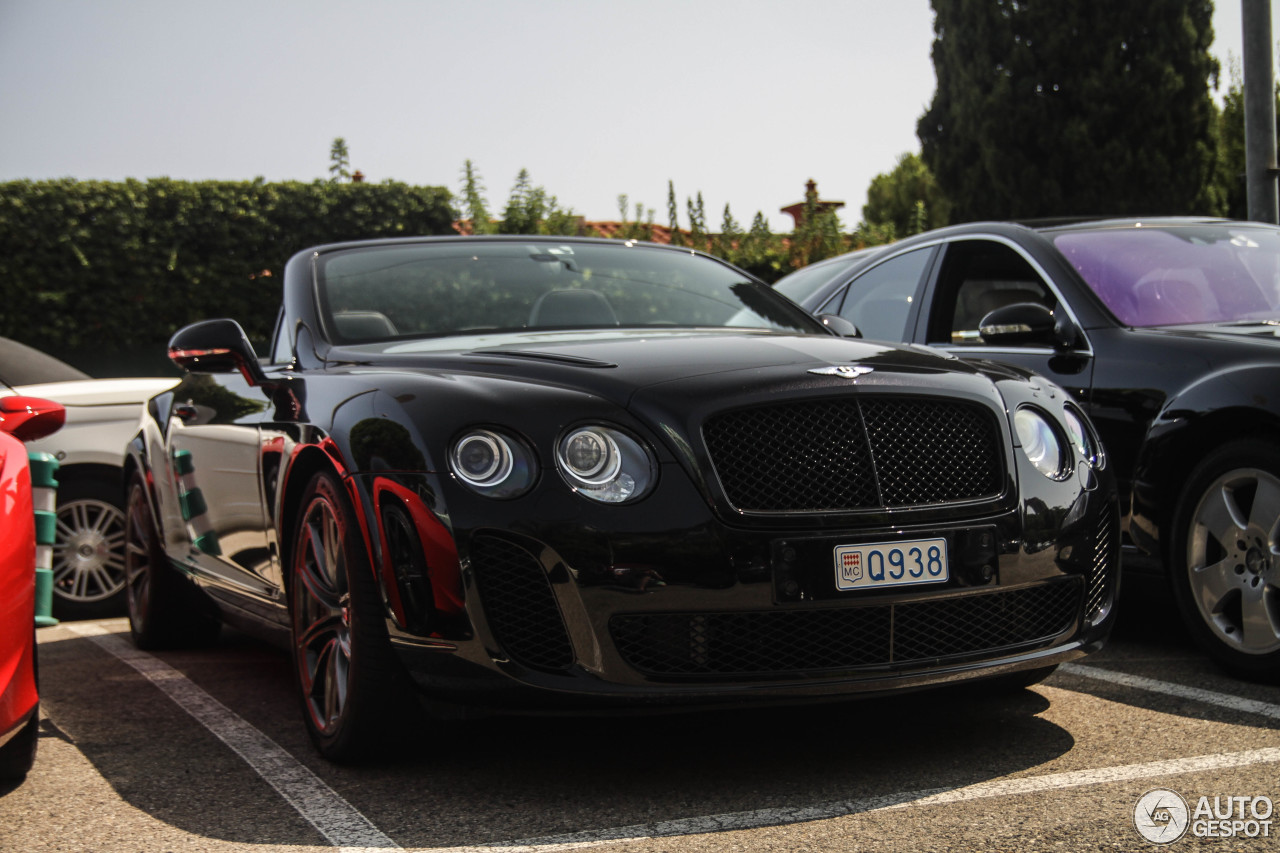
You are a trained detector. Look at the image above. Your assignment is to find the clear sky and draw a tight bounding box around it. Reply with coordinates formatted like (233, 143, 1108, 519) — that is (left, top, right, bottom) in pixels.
(0, 1, 1267, 232)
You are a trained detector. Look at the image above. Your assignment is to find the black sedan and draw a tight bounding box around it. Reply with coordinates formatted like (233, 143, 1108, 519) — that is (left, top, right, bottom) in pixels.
(776, 217, 1280, 679)
(125, 235, 1118, 760)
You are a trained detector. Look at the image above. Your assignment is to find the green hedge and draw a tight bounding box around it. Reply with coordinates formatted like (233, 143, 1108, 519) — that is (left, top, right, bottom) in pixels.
(0, 178, 454, 373)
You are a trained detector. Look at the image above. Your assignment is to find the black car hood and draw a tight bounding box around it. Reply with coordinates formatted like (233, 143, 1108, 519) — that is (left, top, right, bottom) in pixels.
(327, 330, 994, 409)
(1146, 321, 1280, 345)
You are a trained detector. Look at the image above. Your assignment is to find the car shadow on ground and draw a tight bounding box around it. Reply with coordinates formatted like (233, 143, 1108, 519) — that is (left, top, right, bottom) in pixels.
(34, 625, 1080, 848)
(366, 683, 1070, 847)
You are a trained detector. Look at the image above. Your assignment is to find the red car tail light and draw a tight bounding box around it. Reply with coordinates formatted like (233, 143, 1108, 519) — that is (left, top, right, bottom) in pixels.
(0, 396, 66, 442)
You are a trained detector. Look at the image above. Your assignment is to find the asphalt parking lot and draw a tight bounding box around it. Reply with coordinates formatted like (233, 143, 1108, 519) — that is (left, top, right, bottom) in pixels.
(2, 579, 1278, 853)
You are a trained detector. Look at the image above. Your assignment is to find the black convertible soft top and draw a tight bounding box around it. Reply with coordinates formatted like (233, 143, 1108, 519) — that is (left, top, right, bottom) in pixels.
(0, 336, 90, 388)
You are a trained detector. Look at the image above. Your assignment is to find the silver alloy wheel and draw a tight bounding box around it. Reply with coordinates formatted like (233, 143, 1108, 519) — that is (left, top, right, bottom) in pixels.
(293, 493, 352, 736)
(53, 498, 126, 604)
(1186, 465, 1280, 655)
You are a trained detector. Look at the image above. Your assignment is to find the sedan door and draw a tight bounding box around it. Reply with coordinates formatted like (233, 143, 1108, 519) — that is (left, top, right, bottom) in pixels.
(912, 237, 1095, 405)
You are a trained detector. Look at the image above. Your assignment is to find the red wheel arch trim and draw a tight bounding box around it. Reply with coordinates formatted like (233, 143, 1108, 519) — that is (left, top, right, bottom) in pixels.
(372, 476, 464, 633)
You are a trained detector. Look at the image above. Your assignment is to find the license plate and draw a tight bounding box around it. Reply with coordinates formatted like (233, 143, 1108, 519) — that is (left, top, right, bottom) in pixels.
(834, 538, 949, 591)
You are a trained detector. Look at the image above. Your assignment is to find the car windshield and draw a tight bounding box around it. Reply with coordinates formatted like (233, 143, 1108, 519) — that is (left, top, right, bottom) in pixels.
(315, 241, 822, 343)
(1052, 224, 1280, 327)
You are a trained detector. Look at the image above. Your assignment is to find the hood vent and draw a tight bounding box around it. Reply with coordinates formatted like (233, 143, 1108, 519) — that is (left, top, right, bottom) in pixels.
(472, 349, 617, 368)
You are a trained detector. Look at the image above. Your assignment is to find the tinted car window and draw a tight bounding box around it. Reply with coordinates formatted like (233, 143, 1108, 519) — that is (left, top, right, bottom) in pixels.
(833, 248, 932, 341)
(0, 337, 91, 387)
(1053, 225, 1280, 326)
(926, 241, 1056, 345)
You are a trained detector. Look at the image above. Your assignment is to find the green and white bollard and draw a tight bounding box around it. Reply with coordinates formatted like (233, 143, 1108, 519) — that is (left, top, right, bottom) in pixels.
(173, 449, 220, 555)
(28, 451, 59, 628)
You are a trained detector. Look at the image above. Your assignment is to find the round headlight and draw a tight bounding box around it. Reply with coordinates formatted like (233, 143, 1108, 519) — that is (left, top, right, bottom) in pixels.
(557, 425, 656, 504)
(1063, 408, 1102, 468)
(449, 429, 536, 498)
(453, 432, 510, 484)
(1013, 408, 1066, 480)
(562, 429, 621, 484)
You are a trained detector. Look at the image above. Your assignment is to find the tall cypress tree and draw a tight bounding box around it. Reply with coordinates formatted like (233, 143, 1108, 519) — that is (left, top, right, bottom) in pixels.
(459, 160, 495, 234)
(328, 138, 351, 183)
(501, 168, 542, 234)
(918, 0, 1220, 221)
(666, 180, 683, 246)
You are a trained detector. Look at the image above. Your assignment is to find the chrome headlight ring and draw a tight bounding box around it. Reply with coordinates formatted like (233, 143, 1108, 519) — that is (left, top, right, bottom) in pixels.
(557, 425, 657, 504)
(1063, 405, 1104, 470)
(1013, 407, 1070, 480)
(449, 428, 537, 498)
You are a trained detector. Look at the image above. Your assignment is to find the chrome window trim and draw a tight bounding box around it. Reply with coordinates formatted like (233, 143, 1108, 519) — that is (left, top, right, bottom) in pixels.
(916, 232, 1094, 358)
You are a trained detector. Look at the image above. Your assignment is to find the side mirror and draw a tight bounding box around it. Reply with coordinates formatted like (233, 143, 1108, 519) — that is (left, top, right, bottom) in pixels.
(817, 313, 862, 338)
(979, 302, 1077, 349)
(0, 396, 65, 442)
(169, 319, 271, 387)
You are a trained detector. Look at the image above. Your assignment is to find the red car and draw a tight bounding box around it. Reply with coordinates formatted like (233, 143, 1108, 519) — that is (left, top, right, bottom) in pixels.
(0, 395, 65, 784)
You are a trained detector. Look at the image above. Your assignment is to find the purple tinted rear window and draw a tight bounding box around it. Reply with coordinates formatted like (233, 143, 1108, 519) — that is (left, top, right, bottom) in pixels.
(1052, 225, 1280, 327)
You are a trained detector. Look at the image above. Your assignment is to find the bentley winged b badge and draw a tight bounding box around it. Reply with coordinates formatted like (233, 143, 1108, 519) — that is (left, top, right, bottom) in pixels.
(807, 364, 874, 379)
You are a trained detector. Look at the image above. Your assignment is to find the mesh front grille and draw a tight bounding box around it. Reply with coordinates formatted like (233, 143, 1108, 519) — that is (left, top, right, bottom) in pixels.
(1086, 504, 1118, 621)
(702, 397, 1003, 513)
(860, 398, 1004, 506)
(610, 580, 1081, 678)
(890, 583, 1075, 660)
(470, 534, 574, 671)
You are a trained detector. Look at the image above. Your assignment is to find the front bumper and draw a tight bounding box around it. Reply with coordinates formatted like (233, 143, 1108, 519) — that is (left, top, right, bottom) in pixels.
(365, 469, 1120, 711)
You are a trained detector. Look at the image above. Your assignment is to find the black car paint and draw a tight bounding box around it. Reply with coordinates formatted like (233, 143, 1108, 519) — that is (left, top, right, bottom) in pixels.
(786, 221, 1280, 563)
(126, 236, 1118, 714)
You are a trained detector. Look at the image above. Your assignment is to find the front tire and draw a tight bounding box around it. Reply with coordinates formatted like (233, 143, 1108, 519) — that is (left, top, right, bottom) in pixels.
(290, 470, 406, 762)
(123, 473, 220, 650)
(1170, 440, 1280, 680)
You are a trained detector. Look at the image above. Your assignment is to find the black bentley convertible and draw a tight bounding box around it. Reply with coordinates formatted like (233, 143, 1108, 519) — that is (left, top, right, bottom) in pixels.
(125, 236, 1119, 760)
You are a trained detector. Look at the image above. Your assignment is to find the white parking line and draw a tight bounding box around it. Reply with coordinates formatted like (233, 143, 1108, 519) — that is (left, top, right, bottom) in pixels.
(1059, 662, 1280, 719)
(65, 622, 398, 852)
(58, 623, 1280, 853)
(427, 747, 1280, 853)
(427, 664, 1280, 853)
